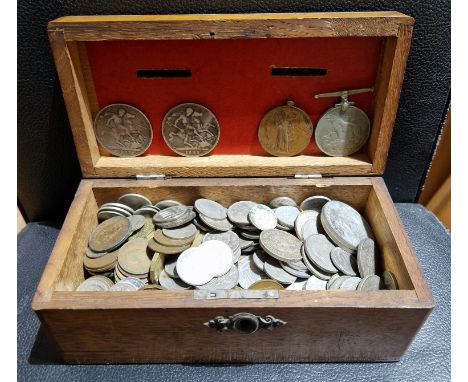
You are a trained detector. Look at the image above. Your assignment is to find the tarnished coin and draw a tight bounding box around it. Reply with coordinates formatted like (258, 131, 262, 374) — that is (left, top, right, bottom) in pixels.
(148, 239, 191, 255)
(301, 212, 322, 240)
(191, 233, 205, 247)
(258, 101, 313, 157)
(304, 234, 338, 274)
(76, 275, 114, 291)
(301, 246, 333, 280)
(249, 279, 285, 290)
(128, 216, 155, 241)
(238, 256, 267, 289)
(153, 230, 195, 247)
(339, 276, 361, 291)
(100, 202, 135, 215)
(280, 261, 310, 279)
(158, 270, 191, 290)
(304, 275, 328, 291)
(154, 200, 182, 210)
(357, 275, 382, 291)
(149, 252, 165, 284)
(153, 205, 188, 224)
(97, 210, 126, 220)
(259, 229, 302, 262)
(382, 270, 398, 290)
(85, 247, 107, 259)
(133, 206, 159, 217)
(162, 224, 198, 240)
(248, 204, 277, 231)
(299, 195, 331, 212)
(162, 103, 220, 157)
(227, 201, 257, 226)
(294, 210, 319, 241)
(143, 284, 165, 290)
(109, 277, 145, 291)
(264, 258, 297, 285)
(252, 250, 269, 272)
(128, 215, 145, 232)
(94, 104, 153, 157)
(198, 214, 233, 232)
(88, 216, 131, 253)
(164, 254, 179, 278)
(274, 206, 300, 229)
(197, 265, 239, 290)
(330, 247, 359, 276)
(321, 201, 373, 252)
(194, 199, 227, 220)
(118, 238, 152, 275)
(83, 249, 118, 271)
(270, 196, 297, 208)
(357, 238, 378, 277)
(285, 280, 308, 290)
(315, 105, 370, 157)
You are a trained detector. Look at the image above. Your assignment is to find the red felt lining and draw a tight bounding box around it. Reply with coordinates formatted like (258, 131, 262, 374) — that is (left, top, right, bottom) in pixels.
(86, 37, 382, 156)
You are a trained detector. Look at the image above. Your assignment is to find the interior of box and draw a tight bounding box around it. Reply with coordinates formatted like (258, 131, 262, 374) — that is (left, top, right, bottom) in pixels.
(50, 179, 414, 293)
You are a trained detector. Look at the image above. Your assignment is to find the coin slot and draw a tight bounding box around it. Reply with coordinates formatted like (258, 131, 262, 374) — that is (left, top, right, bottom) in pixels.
(136, 69, 192, 78)
(271, 67, 327, 76)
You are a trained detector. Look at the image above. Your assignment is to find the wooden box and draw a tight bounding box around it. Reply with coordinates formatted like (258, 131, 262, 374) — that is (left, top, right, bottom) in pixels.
(32, 12, 435, 363)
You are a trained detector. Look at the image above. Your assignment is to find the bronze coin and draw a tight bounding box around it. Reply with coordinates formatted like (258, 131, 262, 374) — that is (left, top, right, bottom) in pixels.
(149, 252, 166, 284)
(148, 239, 191, 255)
(249, 279, 285, 290)
(88, 216, 131, 253)
(117, 238, 152, 275)
(94, 104, 153, 157)
(258, 101, 313, 157)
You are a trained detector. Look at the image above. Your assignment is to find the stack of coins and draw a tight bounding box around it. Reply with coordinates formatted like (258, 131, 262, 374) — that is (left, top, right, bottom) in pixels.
(77, 192, 398, 293)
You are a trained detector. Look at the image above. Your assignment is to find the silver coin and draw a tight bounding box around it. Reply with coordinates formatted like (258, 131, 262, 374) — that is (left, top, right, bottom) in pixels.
(279, 261, 310, 279)
(227, 201, 257, 226)
(274, 206, 300, 229)
(270, 196, 297, 208)
(164, 254, 179, 278)
(328, 275, 351, 290)
(304, 275, 328, 290)
(128, 215, 146, 232)
(197, 265, 239, 290)
(100, 202, 135, 215)
(198, 213, 233, 232)
(315, 105, 370, 157)
(133, 206, 158, 217)
(252, 250, 269, 272)
(286, 258, 308, 272)
(163, 224, 198, 240)
(357, 275, 382, 291)
(232, 248, 242, 263)
(194, 199, 227, 220)
(276, 223, 292, 231)
(154, 200, 182, 210)
(301, 246, 334, 280)
(339, 276, 361, 291)
(118, 193, 152, 210)
(239, 236, 254, 250)
(264, 258, 297, 285)
(201, 240, 234, 276)
(286, 280, 308, 290)
(85, 247, 108, 259)
(357, 238, 378, 277)
(259, 229, 302, 262)
(94, 104, 153, 157)
(239, 230, 260, 240)
(98, 206, 133, 218)
(97, 210, 126, 221)
(162, 103, 220, 157)
(330, 247, 359, 276)
(248, 204, 278, 231)
(321, 201, 373, 253)
(235, 223, 259, 231)
(304, 234, 338, 273)
(76, 276, 114, 291)
(301, 213, 322, 240)
(153, 205, 188, 224)
(192, 217, 214, 232)
(204, 231, 240, 253)
(156, 210, 196, 229)
(241, 243, 260, 254)
(158, 269, 191, 290)
(299, 195, 331, 212)
(237, 255, 267, 289)
(294, 210, 319, 241)
(382, 270, 398, 290)
(110, 277, 145, 291)
(326, 273, 341, 290)
(109, 282, 138, 291)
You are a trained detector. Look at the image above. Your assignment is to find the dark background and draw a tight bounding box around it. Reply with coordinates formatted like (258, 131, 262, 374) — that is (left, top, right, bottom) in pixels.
(17, 0, 451, 222)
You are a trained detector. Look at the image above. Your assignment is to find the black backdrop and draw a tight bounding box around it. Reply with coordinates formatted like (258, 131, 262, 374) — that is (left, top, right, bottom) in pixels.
(17, 0, 451, 222)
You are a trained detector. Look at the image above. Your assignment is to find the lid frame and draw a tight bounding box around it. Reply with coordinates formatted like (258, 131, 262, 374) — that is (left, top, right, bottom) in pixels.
(48, 12, 414, 178)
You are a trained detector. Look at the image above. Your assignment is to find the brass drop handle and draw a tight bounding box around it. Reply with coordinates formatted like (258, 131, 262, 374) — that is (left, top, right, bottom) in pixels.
(204, 312, 286, 334)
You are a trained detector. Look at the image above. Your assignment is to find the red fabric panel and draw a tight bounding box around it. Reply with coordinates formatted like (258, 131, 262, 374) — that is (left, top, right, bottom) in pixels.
(86, 38, 382, 155)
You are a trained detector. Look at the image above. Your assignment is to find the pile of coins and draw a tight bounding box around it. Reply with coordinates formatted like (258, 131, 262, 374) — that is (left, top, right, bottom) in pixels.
(76, 192, 398, 292)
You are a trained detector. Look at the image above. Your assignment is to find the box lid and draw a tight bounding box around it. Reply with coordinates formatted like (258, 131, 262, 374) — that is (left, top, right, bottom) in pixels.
(48, 12, 414, 179)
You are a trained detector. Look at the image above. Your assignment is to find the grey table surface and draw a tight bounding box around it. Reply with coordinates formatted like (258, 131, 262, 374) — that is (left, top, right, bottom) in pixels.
(17, 203, 451, 382)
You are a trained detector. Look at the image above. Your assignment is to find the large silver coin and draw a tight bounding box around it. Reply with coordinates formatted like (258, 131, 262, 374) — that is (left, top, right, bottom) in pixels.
(162, 103, 220, 157)
(274, 206, 300, 229)
(227, 201, 257, 226)
(301, 213, 322, 240)
(304, 234, 338, 274)
(330, 247, 359, 276)
(382, 270, 398, 290)
(198, 214, 233, 232)
(264, 258, 297, 285)
(299, 195, 331, 212)
(259, 229, 302, 262)
(204, 231, 240, 253)
(295, 210, 319, 241)
(302, 246, 333, 280)
(357, 275, 381, 291)
(201, 240, 234, 276)
(237, 255, 267, 289)
(315, 105, 370, 156)
(357, 238, 378, 277)
(176, 247, 214, 286)
(248, 204, 278, 231)
(270, 196, 297, 208)
(304, 275, 328, 291)
(162, 224, 198, 240)
(321, 201, 373, 253)
(339, 276, 361, 291)
(159, 269, 191, 290)
(94, 104, 153, 157)
(76, 276, 114, 291)
(194, 199, 227, 220)
(197, 265, 239, 290)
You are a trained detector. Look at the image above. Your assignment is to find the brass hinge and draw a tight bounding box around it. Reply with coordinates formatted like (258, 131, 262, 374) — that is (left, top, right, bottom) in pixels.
(294, 173, 323, 179)
(135, 174, 166, 180)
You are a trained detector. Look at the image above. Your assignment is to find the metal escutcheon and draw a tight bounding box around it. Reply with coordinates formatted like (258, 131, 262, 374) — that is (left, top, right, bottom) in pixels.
(204, 312, 286, 334)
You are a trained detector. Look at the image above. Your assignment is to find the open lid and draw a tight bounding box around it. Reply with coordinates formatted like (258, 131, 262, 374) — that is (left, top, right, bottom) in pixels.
(48, 12, 414, 179)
